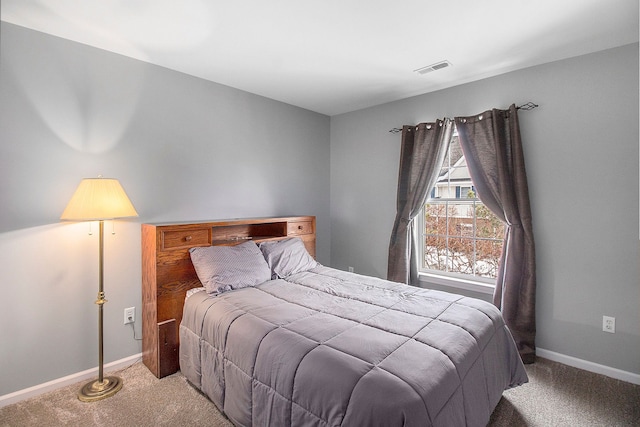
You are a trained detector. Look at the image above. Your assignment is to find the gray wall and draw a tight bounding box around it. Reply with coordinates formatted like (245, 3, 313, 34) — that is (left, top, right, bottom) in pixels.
(330, 43, 639, 375)
(0, 23, 330, 395)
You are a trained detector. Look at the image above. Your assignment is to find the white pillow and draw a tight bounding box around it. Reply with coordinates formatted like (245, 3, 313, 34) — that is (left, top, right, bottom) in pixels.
(189, 241, 271, 295)
(259, 237, 318, 278)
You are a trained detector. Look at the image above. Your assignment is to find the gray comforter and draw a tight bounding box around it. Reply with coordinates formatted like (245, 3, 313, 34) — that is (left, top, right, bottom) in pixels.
(180, 266, 527, 426)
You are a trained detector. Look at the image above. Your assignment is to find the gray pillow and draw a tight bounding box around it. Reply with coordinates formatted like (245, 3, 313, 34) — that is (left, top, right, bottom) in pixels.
(259, 237, 318, 278)
(189, 241, 271, 295)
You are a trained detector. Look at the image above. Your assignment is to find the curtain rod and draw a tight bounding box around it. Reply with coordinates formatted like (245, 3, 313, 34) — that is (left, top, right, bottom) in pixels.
(388, 102, 538, 133)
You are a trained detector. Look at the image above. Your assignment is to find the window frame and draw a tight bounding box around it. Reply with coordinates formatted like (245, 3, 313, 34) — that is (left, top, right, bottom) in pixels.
(416, 130, 501, 295)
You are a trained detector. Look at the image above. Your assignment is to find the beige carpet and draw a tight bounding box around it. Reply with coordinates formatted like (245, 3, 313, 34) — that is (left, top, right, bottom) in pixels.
(2, 357, 638, 426)
(0, 361, 233, 427)
(489, 358, 640, 426)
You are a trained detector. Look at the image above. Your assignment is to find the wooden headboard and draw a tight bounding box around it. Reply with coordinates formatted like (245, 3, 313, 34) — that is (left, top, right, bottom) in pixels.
(141, 216, 316, 378)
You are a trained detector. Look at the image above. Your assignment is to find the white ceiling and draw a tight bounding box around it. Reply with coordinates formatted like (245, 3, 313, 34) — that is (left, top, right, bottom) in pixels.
(2, 0, 638, 116)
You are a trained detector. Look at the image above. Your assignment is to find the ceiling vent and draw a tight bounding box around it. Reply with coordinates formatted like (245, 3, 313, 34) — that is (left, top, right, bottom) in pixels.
(414, 60, 452, 75)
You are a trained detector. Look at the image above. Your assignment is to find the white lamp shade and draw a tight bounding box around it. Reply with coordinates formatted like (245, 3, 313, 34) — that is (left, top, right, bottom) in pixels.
(61, 178, 139, 221)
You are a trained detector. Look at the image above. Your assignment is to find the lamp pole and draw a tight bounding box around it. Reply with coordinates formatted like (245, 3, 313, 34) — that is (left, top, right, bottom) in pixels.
(97, 219, 105, 384)
(78, 220, 123, 402)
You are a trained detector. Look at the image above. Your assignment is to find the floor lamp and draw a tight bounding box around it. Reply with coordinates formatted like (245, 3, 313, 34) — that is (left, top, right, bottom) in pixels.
(61, 177, 138, 402)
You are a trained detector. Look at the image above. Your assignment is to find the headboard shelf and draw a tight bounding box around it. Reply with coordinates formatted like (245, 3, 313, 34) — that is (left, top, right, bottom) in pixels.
(142, 216, 316, 378)
(211, 236, 283, 246)
(211, 222, 286, 242)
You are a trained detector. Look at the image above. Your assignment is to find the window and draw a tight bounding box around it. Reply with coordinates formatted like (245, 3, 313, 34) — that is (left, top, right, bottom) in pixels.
(418, 130, 505, 288)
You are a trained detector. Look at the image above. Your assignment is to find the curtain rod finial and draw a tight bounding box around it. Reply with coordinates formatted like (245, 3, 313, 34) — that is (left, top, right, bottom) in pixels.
(517, 102, 538, 111)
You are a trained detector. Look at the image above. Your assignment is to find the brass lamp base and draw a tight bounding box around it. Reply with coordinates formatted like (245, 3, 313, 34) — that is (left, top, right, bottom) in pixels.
(78, 376, 123, 402)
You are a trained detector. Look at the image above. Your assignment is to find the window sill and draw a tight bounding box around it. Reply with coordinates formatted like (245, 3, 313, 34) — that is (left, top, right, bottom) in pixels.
(417, 272, 495, 295)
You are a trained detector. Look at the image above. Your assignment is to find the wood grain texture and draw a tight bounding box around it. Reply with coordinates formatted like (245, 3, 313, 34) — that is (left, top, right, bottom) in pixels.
(141, 216, 316, 378)
(158, 320, 179, 378)
(141, 224, 159, 377)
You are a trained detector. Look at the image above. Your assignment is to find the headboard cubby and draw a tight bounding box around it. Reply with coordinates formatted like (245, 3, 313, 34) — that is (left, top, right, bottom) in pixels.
(141, 216, 316, 378)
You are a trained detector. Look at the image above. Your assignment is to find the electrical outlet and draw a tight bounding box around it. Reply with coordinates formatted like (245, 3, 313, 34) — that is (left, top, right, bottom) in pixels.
(124, 307, 135, 325)
(602, 315, 615, 333)
(348, 266, 354, 273)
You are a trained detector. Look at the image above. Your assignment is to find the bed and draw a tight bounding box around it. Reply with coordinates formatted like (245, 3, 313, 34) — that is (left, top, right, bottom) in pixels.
(142, 217, 527, 426)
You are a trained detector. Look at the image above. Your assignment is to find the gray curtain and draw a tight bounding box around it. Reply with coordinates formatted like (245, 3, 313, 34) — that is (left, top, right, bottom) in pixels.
(387, 120, 453, 284)
(455, 104, 536, 363)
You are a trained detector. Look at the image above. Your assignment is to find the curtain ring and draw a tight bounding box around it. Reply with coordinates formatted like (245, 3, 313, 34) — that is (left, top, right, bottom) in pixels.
(426, 124, 432, 130)
(478, 114, 483, 120)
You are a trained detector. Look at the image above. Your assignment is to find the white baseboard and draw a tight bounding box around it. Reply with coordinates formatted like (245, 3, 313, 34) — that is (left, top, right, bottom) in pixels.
(0, 353, 142, 408)
(537, 348, 640, 385)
